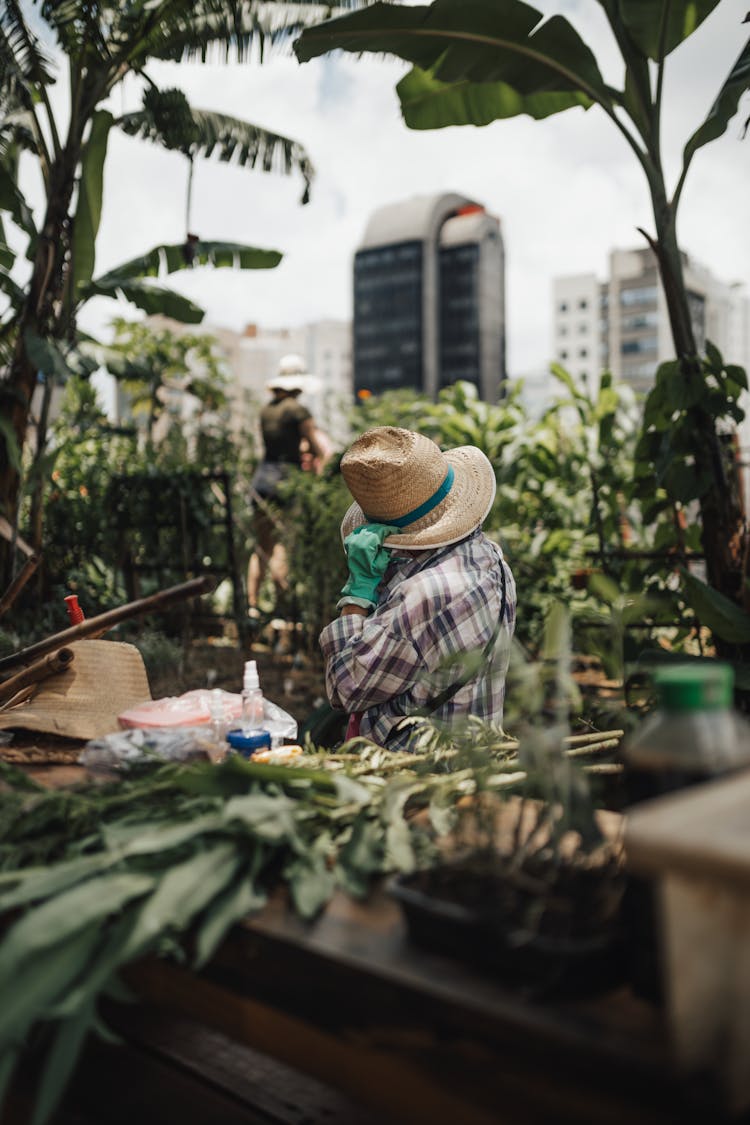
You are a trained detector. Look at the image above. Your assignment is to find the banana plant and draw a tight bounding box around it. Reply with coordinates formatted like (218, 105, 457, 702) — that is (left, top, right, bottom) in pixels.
(0, 0, 368, 577)
(295, 0, 750, 635)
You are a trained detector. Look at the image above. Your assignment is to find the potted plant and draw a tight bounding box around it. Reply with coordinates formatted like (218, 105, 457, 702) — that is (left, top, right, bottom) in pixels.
(389, 606, 626, 999)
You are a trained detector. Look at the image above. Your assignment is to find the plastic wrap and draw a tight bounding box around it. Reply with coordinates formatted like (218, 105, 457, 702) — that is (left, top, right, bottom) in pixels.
(79, 726, 219, 771)
(117, 688, 297, 745)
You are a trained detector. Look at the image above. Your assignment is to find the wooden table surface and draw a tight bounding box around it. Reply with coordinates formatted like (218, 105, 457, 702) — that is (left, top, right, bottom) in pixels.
(126, 882, 734, 1125)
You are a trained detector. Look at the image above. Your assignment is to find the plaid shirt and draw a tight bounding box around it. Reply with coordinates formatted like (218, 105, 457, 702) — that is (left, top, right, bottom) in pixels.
(319, 530, 516, 751)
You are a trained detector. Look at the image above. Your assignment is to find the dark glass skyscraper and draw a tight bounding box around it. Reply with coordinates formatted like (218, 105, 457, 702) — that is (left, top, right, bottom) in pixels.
(353, 193, 505, 401)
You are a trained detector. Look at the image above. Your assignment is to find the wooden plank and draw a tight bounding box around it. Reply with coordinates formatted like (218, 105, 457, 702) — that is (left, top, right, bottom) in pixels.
(127, 885, 719, 1125)
(107, 1006, 381, 1125)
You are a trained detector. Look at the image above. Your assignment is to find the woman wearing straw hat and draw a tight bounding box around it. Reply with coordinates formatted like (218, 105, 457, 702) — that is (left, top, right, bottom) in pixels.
(247, 354, 329, 624)
(320, 427, 516, 751)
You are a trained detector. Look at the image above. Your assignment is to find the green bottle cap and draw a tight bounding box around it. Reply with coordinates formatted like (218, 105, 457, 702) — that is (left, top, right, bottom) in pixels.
(652, 663, 733, 711)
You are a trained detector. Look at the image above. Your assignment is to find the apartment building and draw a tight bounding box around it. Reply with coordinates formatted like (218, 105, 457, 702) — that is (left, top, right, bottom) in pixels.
(553, 247, 750, 396)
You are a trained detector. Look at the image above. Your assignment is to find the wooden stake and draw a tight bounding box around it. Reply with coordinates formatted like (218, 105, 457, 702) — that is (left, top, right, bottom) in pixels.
(0, 574, 216, 677)
(0, 647, 74, 702)
(0, 554, 40, 619)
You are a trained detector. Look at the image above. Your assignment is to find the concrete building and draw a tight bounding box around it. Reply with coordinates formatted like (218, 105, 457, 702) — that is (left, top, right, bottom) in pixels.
(553, 247, 750, 498)
(553, 247, 750, 397)
(353, 193, 506, 402)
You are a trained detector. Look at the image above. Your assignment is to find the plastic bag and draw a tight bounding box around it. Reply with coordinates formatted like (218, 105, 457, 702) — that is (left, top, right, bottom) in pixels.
(79, 726, 218, 771)
(118, 688, 298, 748)
(259, 698, 298, 747)
(118, 688, 242, 729)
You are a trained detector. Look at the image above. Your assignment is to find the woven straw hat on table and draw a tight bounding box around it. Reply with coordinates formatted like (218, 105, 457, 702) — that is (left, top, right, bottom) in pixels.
(0, 639, 151, 741)
(340, 427, 496, 550)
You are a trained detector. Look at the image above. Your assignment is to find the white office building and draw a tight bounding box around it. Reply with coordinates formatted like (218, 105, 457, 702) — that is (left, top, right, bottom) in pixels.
(553, 247, 750, 496)
(553, 247, 750, 396)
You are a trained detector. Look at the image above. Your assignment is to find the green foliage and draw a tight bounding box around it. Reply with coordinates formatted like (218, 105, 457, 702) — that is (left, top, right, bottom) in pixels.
(276, 468, 351, 644)
(295, 0, 750, 641)
(32, 336, 243, 620)
(103, 318, 233, 459)
(1, 0, 357, 564)
(0, 747, 490, 1123)
(351, 376, 643, 651)
(680, 568, 750, 646)
(131, 630, 184, 685)
(636, 345, 746, 516)
(38, 377, 136, 614)
(118, 94, 315, 203)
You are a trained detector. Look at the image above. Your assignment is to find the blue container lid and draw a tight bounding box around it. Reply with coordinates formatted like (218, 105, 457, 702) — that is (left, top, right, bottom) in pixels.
(226, 728, 272, 755)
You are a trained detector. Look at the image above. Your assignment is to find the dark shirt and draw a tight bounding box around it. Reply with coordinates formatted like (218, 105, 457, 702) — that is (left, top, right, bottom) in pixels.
(260, 397, 311, 465)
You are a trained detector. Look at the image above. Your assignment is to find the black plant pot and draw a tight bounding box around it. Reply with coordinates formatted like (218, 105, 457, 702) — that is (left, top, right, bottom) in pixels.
(389, 864, 627, 1001)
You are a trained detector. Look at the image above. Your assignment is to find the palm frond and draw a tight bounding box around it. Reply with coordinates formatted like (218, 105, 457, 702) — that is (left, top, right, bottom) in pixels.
(116, 95, 315, 202)
(92, 239, 282, 286)
(82, 276, 205, 324)
(0, 266, 24, 307)
(134, 1, 370, 66)
(38, 0, 110, 61)
(0, 107, 38, 157)
(0, 0, 56, 91)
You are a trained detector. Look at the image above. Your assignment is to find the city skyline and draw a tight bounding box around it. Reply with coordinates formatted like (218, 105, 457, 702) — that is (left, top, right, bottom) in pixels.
(23, 0, 750, 378)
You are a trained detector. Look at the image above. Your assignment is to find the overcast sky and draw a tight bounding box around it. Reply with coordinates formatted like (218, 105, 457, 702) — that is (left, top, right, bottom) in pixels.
(37, 0, 750, 377)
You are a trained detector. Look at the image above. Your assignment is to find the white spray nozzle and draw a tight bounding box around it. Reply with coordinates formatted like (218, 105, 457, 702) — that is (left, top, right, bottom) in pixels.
(243, 660, 260, 691)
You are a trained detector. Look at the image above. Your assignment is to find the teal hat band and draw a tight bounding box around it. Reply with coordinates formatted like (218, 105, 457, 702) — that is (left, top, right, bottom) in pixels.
(366, 466, 454, 528)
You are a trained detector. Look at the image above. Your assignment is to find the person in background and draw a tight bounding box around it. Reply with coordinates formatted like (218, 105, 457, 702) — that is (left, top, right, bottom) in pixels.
(320, 426, 516, 750)
(247, 354, 329, 622)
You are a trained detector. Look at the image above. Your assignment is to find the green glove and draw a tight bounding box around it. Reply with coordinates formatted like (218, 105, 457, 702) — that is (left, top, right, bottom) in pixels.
(340, 523, 400, 607)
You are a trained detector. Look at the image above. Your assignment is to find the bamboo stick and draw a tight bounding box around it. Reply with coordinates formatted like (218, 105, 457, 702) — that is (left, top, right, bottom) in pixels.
(565, 729, 624, 747)
(0, 685, 35, 713)
(0, 555, 40, 619)
(0, 648, 74, 703)
(0, 575, 216, 677)
(565, 739, 622, 758)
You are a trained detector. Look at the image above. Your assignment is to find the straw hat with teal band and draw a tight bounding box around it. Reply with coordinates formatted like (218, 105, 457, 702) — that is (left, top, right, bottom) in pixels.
(340, 427, 497, 550)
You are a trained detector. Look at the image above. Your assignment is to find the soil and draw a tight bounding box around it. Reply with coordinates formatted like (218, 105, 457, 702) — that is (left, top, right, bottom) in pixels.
(404, 851, 625, 941)
(392, 848, 628, 998)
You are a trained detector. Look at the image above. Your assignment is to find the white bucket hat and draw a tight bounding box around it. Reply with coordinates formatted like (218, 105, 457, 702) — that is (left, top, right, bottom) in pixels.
(267, 353, 320, 394)
(340, 427, 496, 550)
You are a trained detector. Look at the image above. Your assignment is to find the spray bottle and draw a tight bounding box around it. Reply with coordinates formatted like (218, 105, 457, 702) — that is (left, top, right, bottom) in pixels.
(241, 659, 265, 729)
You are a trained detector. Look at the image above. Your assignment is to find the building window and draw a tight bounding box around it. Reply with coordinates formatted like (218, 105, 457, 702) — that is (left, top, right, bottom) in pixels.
(620, 286, 658, 307)
(558, 325, 567, 337)
(578, 299, 588, 310)
(578, 323, 588, 334)
(559, 301, 568, 312)
(579, 348, 588, 358)
(559, 349, 568, 360)
(622, 311, 659, 331)
(621, 336, 658, 354)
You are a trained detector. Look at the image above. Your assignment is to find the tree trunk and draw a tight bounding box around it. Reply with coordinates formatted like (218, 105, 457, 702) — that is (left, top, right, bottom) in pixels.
(0, 147, 79, 586)
(649, 186, 745, 604)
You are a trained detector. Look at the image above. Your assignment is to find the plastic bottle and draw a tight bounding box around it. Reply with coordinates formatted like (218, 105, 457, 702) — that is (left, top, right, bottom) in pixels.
(241, 660, 265, 729)
(623, 662, 750, 805)
(623, 662, 750, 1003)
(208, 688, 227, 747)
